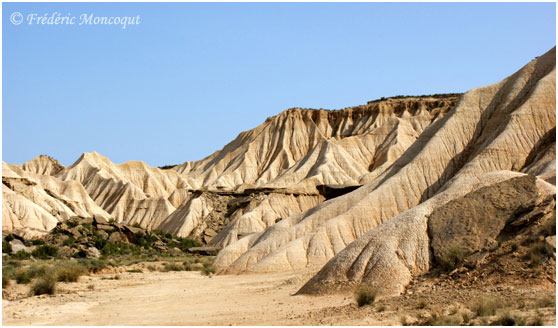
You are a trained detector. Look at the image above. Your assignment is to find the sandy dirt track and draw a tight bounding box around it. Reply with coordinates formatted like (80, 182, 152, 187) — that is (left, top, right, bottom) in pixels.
(2, 270, 375, 326)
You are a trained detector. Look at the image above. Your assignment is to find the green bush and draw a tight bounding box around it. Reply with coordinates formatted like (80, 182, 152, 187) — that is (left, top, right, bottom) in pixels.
(11, 250, 31, 260)
(171, 237, 201, 252)
(15, 268, 33, 284)
(32, 245, 58, 259)
(201, 263, 216, 276)
(29, 275, 56, 296)
(356, 285, 378, 307)
(56, 265, 86, 282)
(4, 234, 15, 242)
(162, 263, 185, 272)
(77, 259, 107, 273)
(2, 241, 12, 254)
(440, 244, 468, 271)
(63, 236, 76, 247)
(31, 239, 45, 245)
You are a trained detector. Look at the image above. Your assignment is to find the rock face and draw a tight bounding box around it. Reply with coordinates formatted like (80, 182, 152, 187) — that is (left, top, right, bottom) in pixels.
(297, 172, 555, 296)
(2, 163, 110, 238)
(428, 174, 547, 262)
(19, 155, 64, 176)
(214, 47, 555, 275)
(173, 96, 458, 193)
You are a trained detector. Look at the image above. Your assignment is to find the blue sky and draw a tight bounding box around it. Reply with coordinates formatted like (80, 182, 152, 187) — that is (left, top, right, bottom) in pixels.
(2, 2, 556, 167)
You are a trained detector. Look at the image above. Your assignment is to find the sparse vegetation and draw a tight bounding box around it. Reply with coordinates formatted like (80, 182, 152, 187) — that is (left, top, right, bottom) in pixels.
(29, 275, 56, 296)
(56, 265, 86, 282)
(417, 298, 427, 309)
(471, 296, 502, 317)
(440, 243, 468, 271)
(11, 250, 31, 260)
(527, 241, 554, 267)
(493, 311, 526, 326)
(425, 313, 461, 326)
(31, 245, 58, 259)
(355, 285, 378, 307)
(201, 263, 216, 276)
(2, 241, 12, 254)
(2, 274, 10, 289)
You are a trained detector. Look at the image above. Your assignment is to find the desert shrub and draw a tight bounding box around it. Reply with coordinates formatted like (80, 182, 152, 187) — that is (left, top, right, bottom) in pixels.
(63, 236, 76, 247)
(510, 241, 519, 252)
(132, 223, 143, 229)
(2, 275, 9, 289)
(127, 269, 143, 273)
(77, 259, 107, 273)
(425, 313, 461, 326)
(4, 234, 15, 242)
(172, 237, 201, 252)
(417, 298, 427, 309)
(537, 295, 556, 308)
(31, 239, 45, 246)
(355, 285, 378, 307)
(440, 244, 468, 271)
(15, 268, 33, 284)
(87, 284, 95, 291)
(11, 250, 31, 260)
(56, 265, 86, 282)
(29, 275, 56, 296)
(162, 262, 185, 272)
(471, 297, 502, 316)
(66, 219, 79, 228)
(528, 241, 554, 267)
(493, 311, 525, 326)
(2, 241, 12, 254)
(134, 232, 158, 249)
(201, 263, 216, 276)
(32, 245, 58, 259)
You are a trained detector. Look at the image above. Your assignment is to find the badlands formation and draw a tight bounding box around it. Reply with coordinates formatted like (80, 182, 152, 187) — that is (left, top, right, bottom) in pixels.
(2, 47, 556, 300)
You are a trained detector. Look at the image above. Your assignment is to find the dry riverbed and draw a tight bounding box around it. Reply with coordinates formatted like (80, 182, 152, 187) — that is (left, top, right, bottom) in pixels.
(2, 262, 556, 326)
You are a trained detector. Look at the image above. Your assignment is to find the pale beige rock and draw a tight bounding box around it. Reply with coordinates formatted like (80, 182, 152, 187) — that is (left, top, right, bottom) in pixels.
(214, 47, 556, 275)
(209, 193, 324, 248)
(297, 172, 555, 296)
(174, 97, 457, 193)
(55, 152, 196, 228)
(19, 154, 64, 176)
(2, 162, 110, 236)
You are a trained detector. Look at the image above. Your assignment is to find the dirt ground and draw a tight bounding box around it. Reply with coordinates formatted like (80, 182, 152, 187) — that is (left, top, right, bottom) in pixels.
(2, 263, 556, 326)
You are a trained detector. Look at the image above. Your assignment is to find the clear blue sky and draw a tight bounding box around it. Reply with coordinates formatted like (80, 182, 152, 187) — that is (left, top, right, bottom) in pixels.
(2, 2, 556, 167)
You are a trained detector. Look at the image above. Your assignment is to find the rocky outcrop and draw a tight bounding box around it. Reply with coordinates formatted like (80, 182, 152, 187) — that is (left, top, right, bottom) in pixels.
(2, 163, 110, 238)
(214, 47, 556, 275)
(19, 155, 64, 176)
(297, 172, 555, 296)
